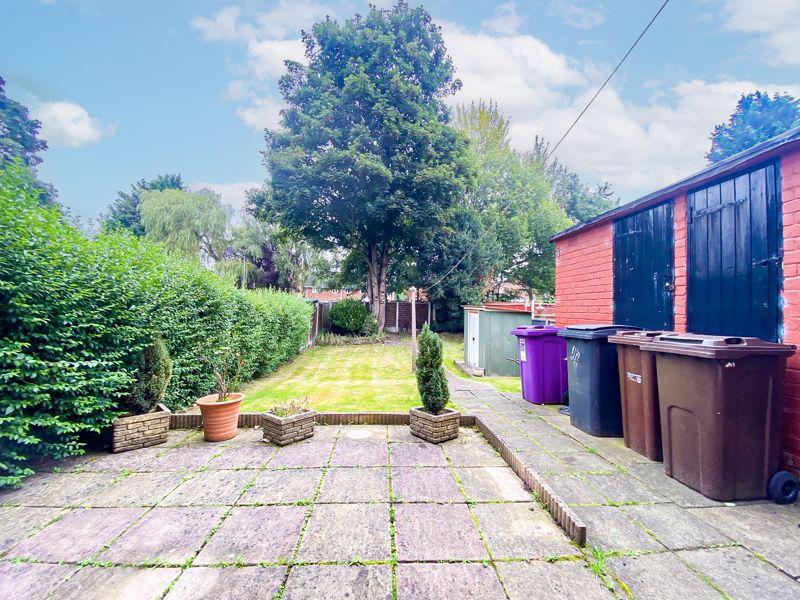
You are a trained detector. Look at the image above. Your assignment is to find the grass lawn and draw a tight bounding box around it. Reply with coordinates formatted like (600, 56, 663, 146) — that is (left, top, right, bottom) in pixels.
(241, 341, 422, 412)
(440, 333, 522, 394)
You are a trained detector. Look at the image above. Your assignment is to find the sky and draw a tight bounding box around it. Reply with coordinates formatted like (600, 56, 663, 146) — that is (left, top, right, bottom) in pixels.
(2, 0, 799, 221)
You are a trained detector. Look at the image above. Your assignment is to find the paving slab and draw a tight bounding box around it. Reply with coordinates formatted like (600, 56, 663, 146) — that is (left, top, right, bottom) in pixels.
(83, 448, 162, 472)
(391, 467, 463, 503)
(195, 505, 306, 565)
(689, 503, 800, 577)
(472, 503, 578, 559)
(529, 432, 589, 453)
(455, 466, 531, 502)
(296, 503, 390, 562)
(89, 471, 188, 507)
(145, 446, 222, 471)
(8, 472, 116, 507)
(0, 472, 52, 505)
(317, 467, 388, 503)
(208, 445, 275, 469)
(311, 424, 341, 440)
(55, 566, 180, 600)
(582, 473, 666, 504)
(572, 506, 664, 552)
(555, 451, 616, 473)
(515, 450, 568, 474)
(0, 506, 64, 555)
(501, 435, 544, 454)
(623, 504, 731, 550)
(388, 425, 418, 443)
(225, 428, 264, 445)
(165, 566, 285, 600)
(100, 507, 224, 565)
(0, 562, 77, 600)
(497, 560, 614, 600)
(283, 564, 391, 600)
(329, 440, 388, 467)
(395, 563, 506, 600)
(159, 470, 255, 506)
(678, 546, 800, 600)
(238, 468, 322, 505)
(389, 442, 448, 467)
(11, 506, 145, 562)
(338, 425, 387, 442)
(394, 503, 486, 561)
(545, 474, 607, 505)
(626, 463, 724, 508)
(164, 429, 198, 447)
(608, 553, 721, 600)
(442, 437, 506, 467)
(269, 441, 334, 468)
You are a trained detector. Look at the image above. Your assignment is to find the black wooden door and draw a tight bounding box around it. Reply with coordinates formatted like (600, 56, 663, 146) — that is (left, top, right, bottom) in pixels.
(687, 162, 781, 341)
(613, 201, 674, 330)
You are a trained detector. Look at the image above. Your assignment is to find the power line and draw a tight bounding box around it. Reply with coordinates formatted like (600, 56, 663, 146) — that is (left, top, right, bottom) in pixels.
(422, 0, 670, 293)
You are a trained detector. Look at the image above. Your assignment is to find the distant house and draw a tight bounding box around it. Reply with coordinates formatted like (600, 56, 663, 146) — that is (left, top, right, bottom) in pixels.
(302, 276, 362, 302)
(549, 126, 800, 472)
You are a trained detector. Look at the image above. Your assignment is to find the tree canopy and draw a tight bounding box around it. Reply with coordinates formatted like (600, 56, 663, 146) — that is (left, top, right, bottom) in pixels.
(251, 1, 471, 328)
(707, 91, 800, 163)
(104, 174, 185, 236)
(0, 76, 47, 169)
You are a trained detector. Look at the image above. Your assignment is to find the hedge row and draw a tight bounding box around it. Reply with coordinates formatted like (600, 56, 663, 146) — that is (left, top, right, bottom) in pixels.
(0, 163, 311, 487)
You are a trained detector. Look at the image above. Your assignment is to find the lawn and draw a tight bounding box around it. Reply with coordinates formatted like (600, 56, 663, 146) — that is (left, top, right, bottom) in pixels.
(241, 341, 422, 412)
(440, 333, 522, 394)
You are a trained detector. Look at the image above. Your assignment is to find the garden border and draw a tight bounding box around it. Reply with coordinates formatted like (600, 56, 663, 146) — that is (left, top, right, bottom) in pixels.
(168, 410, 586, 545)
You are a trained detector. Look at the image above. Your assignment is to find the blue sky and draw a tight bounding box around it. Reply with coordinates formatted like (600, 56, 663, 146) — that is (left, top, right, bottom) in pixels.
(2, 0, 799, 220)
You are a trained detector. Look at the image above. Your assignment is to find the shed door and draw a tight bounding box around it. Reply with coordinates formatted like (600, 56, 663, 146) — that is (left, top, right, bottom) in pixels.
(687, 162, 781, 341)
(467, 312, 480, 366)
(613, 201, 674, 329)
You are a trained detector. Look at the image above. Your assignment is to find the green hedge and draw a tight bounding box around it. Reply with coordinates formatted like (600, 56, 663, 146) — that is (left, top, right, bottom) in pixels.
(0, 163, 311, 487)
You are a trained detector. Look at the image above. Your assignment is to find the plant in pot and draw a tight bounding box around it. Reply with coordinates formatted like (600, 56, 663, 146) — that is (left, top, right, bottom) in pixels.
(112, 334, 173, 453)
(261, 397, 316, 446)
(197, 347, 245, 442)
(410, 323, 459, 443)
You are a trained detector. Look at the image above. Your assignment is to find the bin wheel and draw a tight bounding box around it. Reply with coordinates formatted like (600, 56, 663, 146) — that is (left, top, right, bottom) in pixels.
(768, 471, 799, 505)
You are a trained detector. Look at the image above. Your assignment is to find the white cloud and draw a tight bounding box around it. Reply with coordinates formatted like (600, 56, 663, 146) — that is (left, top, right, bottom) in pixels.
(255, 0, 333, 39)
(548, 1, 605, 30)
(32, 101, 114, 148)
(189, 181, 261, 214)
(482, 2, 523, 36)
(247, 38, 306, 80)
(235, 97, 285, 131)
(191, 6, 253, 42)
(718, 0, 800, 65)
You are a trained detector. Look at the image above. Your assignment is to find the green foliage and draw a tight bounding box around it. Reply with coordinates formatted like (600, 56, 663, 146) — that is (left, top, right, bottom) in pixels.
(0, 76, 47, 168)
(253, 1, 471, 327)
(0, 163, 312, 487)
(125, 335, 172, 415)
(329, 298, 368, 335)
(415, 324, 449, 414)
(268, 397, 310, 417)
(361, 313, 379, 336)
(103, 174, 185, 237)
(707, 91, 800, 163)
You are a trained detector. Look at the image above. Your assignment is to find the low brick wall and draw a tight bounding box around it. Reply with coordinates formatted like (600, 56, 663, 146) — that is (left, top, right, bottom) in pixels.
(112, 404, 171, 453)
(409, 408, 460, 443)
(169, 411, 476, 428)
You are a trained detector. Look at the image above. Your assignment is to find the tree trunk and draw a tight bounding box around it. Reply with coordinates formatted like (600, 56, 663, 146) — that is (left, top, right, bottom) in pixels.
(364, 243, 388, 330)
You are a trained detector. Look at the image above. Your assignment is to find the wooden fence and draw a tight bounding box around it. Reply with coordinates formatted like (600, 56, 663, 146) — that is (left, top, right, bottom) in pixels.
(308, 300, 431, 341)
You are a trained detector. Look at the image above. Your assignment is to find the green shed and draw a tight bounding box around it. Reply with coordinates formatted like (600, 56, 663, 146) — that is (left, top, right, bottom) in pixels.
(463, 305, 532, 377)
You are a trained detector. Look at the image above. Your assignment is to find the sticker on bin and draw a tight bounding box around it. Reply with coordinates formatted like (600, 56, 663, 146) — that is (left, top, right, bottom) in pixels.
(519, 339, 526, 362)
(626, 372, 642, 384)
(569, 346, 580, 364)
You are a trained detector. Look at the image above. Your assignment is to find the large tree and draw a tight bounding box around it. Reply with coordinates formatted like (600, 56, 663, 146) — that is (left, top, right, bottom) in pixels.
(103, 174, 185, 236)
(707, 91, 800, 163)
(252, 2, 471, 329)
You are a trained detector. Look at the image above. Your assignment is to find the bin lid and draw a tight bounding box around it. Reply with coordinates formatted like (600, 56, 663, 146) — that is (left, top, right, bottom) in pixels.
(640, 333, 796, 359)
(608, 330, 669, 347)
(557, 324, 641, 340)
(510, 325, 559, 337)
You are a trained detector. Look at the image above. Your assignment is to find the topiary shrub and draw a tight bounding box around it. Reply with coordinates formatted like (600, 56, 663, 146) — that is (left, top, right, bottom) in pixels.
(329, 298, 368, 335)
(124, 335, 172, 415)
(415, 323, 449, 414)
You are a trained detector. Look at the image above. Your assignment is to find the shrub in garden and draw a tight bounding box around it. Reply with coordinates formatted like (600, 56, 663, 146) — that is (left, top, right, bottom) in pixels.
(329, 298, 368, 334)
(415, 323, 449, 414)
(124, 335, 172, 415)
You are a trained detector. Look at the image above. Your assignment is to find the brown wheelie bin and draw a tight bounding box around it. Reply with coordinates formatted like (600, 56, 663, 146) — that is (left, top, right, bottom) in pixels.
(608, 330, 666, 461)
(641, 333, 795, 502)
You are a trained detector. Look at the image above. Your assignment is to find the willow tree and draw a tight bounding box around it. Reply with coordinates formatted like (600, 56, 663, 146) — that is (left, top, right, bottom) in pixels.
(252, 1, 471, 329)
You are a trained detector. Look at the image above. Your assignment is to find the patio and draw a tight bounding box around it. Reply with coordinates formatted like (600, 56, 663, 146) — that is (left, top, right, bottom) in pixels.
(0, 424, 607, 600)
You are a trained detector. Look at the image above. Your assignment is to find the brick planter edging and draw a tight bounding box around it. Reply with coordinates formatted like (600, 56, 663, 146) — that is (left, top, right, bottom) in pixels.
(170, 411, 476, 428)
(262, 410, 316, 446)
(474, 416, 587, 546)
(112, 403, 171, 453)
(409, 407, 461, 444)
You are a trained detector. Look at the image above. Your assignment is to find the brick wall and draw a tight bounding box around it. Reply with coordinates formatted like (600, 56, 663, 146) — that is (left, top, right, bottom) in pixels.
(672, 193, 688, 332)
(554, 223, 614, 328)
(780, 149, 800, 470)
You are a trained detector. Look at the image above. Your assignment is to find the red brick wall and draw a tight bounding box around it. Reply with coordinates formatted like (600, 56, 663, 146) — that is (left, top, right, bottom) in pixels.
(780, 149, 800, 470)
(672, 193, 688, 332)
(554, 223, 613, 328)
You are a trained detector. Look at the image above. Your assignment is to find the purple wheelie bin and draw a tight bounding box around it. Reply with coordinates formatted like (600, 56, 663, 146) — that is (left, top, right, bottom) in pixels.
(511, 325, 567, 405)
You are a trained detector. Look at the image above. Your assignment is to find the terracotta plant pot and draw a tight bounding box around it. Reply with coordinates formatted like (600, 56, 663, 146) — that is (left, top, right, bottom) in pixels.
(409, 407, 460, 444)
(197, 393, 244, 442)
